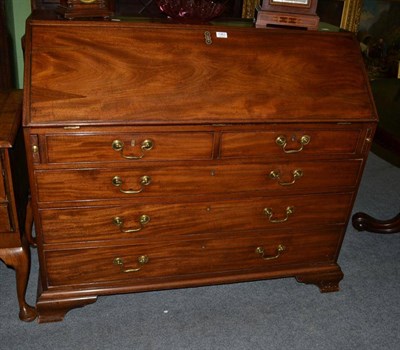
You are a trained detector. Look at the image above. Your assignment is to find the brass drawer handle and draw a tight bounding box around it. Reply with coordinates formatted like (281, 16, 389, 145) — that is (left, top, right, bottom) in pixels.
(112, 139, 154, 160)
(255, 244, 285, 261)
(264, 206, 294, 223)
(112, 175, 152, 194)
(113, 256, 149, 273)
(113, 215, 150, 233)
(269, 169, 303, 186)
(275, 135, 310, 153)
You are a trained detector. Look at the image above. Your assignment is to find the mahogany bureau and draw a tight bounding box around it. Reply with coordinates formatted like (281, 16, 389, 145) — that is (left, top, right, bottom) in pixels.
(23, 12, 378, 323)
(0, 90, 36, 322)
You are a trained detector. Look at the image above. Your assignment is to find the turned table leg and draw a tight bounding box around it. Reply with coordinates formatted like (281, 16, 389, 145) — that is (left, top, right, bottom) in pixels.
(352, 212, 400, 234)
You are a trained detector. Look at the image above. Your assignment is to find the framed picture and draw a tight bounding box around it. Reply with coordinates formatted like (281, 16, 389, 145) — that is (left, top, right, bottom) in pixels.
(358, 0, 400, 78)
(358, 0, 400, 34)
(340, 0, 363, 32)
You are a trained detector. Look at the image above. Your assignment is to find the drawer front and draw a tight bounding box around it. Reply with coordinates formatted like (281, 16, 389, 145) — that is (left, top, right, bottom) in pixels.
(40, 193, 353, 244)
(34, 160, 362, 203)
(45, 132, 214, 164)
(220, 128, 363, 158)
(44, 227, 341, 287)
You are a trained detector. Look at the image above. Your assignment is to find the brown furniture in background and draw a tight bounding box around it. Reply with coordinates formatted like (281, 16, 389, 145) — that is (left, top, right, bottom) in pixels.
(0, 0, 13, 90)
(352, 79, 400, 234)
(0, 90, 36, 322)
(23, 11, 377, 323)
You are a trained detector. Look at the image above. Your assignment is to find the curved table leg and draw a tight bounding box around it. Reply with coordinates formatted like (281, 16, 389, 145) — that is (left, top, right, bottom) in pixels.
(0, 245, 37, 322)
(352, 212, 400, 234)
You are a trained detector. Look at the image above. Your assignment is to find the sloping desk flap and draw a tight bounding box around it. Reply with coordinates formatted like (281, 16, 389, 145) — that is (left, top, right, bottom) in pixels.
(23, 19, 377, 126)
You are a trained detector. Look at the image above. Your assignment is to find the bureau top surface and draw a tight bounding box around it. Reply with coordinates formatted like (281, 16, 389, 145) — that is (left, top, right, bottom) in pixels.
(23, 16, 377, 127)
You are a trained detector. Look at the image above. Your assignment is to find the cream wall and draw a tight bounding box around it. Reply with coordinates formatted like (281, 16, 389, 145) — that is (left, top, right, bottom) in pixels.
(6, 0, 31, 88)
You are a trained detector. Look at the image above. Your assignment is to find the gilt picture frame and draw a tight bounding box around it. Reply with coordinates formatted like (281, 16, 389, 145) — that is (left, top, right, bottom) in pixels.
(340, 0, 363, 32)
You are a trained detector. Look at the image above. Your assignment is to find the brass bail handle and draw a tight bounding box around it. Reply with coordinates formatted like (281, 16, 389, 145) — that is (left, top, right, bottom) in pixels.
(112, 139, 154, 160)
(113, 215, 150, 233)
(112, 175, 152, 194)
(113, 256, 149, 273)
(275, 135, 310, 154)
(255, 244, 285, 261)
(264, 206, 294, 223)
(269, 169, 303, 186)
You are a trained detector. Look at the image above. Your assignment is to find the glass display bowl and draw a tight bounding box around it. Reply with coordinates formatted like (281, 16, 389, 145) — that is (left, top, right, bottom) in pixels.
(156, 0, 227, 23)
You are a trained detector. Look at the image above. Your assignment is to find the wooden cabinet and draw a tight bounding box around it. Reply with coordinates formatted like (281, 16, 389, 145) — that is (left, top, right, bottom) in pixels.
(23, 12, 377, 323)
(0, 90, 36, 322)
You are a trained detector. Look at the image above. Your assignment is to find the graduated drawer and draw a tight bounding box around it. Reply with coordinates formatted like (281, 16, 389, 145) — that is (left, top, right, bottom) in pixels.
(34, 160, 362, 203)
(45, 132, 214, 163)
(220, 127, 364, 158)
(40, 193, 353, 244)
(44, 226, 341, 287)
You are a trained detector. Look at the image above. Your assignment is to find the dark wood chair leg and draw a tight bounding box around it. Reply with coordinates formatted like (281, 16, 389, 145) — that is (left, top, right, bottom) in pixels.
(352, 212, 400, 234)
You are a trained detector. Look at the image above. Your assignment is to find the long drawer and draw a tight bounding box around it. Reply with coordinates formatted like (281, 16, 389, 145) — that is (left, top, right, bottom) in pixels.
(44, 226, 342, 287)
(39, 193, 353, 244)
(34, 160, 362, 203)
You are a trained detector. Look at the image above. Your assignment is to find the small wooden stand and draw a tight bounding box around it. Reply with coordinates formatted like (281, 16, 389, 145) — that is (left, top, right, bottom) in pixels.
(255, 0, 319, 30)
(57, 0, 114, 20)
(256, 9, 319, 30)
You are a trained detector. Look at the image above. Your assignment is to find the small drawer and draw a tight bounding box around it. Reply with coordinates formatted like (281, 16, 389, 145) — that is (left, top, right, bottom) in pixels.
(220, 128, 364, 159)
(44, 226, 341, 287)
(40, 193, 353, 244)
(34, 160, 362, 203)
(45, 132, 214, 163)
